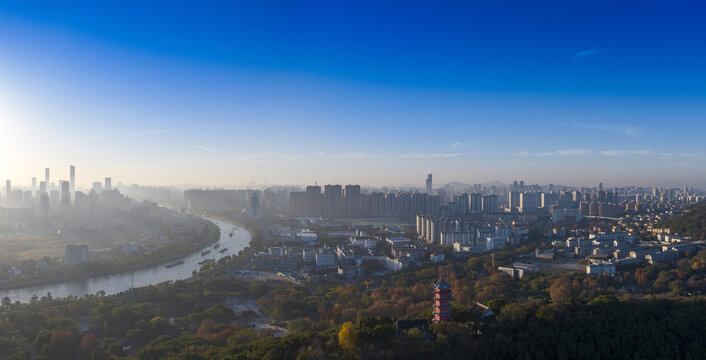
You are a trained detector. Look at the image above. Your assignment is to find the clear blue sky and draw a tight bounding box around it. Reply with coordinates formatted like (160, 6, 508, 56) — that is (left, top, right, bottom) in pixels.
(1, 1, 705, 188)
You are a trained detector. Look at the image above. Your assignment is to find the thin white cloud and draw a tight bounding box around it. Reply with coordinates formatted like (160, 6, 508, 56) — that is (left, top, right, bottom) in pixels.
(574, 49, 597, 59)
(193, 145, 218, 153)
(400, 153, 462, 159)
(571, 122, 643, 137)
(516, 148, 704, 161)
(127, 130, 170, 136)
(282, 154, 304, 161)
(225, 153, 263, 162)
(451, 141, 462, 149)
(318, 152, 463, 159)
(319, 152, 382, 159)
(599, 150, 652, 157)
(516, 149, 592, 157)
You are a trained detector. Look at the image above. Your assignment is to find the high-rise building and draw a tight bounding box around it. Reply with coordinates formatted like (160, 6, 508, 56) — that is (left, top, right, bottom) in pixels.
(344, 184, 361, 218)
(598, 182, 603, 191)
(60, 180, 71, 205)
(5, 180, 11, 208)
(426, 174, 432, 195)
(45, 168, 50, 193)
(70, 165, 76, 195)
(520, 192, 540, 212)
(457, 193, 469, 214)
(39, 181, 47, 195)
(305, 186, 322, 217)
(324, 185, 343, 218)
(482, 195, 497, 213)
(248, 191, 261, 218)
(105, 177, 112, 191)
(92, 182, 102, 193)
(23, 190, 33, 208)
(31, 177, 37, 196)
(470, 193, 482, 213)
(509, 191, 520, 211)
(38, 194, 49, 216)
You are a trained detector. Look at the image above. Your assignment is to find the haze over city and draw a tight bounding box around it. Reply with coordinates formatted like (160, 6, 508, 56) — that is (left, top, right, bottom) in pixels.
(3, 2, 706, 360)
(1, 1, 706, 188)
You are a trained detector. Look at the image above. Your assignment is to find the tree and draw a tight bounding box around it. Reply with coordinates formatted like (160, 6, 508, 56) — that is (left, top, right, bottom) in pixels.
(80, 333, 101, 359)
(356, 316, 394, 343)
(338, 321, 358, 352)
(1, 297, 11, 309)
(50, 330, 78, 359)
(549, 277, 573, 303)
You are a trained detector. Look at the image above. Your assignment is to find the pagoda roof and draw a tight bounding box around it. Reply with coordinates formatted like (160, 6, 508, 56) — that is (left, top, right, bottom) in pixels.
(433, 279, 451, 290)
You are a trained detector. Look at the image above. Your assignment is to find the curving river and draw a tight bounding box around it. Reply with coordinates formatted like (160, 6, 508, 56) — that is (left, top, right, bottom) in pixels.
(0, 217, 251, 303)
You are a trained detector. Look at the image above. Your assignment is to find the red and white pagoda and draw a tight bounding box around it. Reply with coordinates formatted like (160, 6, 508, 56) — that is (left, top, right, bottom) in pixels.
(432, 279, 452, 323)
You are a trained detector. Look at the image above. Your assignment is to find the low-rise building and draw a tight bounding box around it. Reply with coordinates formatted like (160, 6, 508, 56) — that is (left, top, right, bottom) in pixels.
(498, 262, 538, 279)
(486, 236, 507, 250)
(586, 261, 616, 275)
(315, 249, 336, 268)
(385, 257, 409, 271)
(645, 250, 679, 264)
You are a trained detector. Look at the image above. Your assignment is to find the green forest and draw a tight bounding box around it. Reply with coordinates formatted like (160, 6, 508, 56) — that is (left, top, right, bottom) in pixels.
(657, 201, 706, 240)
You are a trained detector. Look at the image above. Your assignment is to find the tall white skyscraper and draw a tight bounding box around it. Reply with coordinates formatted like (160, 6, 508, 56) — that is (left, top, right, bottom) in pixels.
(105, 177, 112, 191)
(426, 174, 432, 195)
(31, 177, 37, 195)
(45, 168, 50, 192)
(70, 165, 76, 195)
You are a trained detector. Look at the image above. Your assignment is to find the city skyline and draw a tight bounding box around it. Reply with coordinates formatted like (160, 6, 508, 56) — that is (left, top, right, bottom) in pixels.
(1, 2, 706, 186)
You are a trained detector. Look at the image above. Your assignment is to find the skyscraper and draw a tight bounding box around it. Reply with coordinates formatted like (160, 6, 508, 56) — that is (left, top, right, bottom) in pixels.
(60, 180, 70, 205)
(426, 174, 432, 195)
(482, 195, 498, 213)
(248, 191, 261, 218)
(324, 184, 343, 218)
(69, 165, 76, 194)
(305, 185, 322, 217)
(344, 184, 361, 218)
(45, 168, 50, 192)
(5, 180, 11, 207)
(105, 177, 112, 191)
(31, 177, 37, 196)
(509, 191, 520, 211)
(470, 193, 482, 213)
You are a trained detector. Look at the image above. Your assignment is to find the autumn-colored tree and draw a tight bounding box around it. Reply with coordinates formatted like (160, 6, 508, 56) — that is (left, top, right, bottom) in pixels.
(197, 318, 218, 337)
(338, 321, 358, 352)
(80, 333, 101, 359)
(549, 277, 573, 303)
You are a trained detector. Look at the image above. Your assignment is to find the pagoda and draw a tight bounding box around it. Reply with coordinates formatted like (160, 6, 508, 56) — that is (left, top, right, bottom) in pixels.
(432, 279, 452, 323)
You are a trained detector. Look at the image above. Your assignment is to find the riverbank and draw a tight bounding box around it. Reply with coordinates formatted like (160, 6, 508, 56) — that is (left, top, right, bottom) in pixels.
(0, 217, 252, 303)
(0, 218, 220, 292)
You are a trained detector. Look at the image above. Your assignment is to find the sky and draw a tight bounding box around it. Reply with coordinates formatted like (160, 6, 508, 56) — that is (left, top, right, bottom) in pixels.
(0, 1, 705, 189)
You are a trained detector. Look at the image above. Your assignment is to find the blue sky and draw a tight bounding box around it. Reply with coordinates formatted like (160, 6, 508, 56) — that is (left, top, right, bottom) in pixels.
(0, 1, 705, 188)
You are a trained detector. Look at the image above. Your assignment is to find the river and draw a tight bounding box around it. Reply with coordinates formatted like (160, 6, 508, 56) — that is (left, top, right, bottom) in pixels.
(0, 217, 251, 303)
